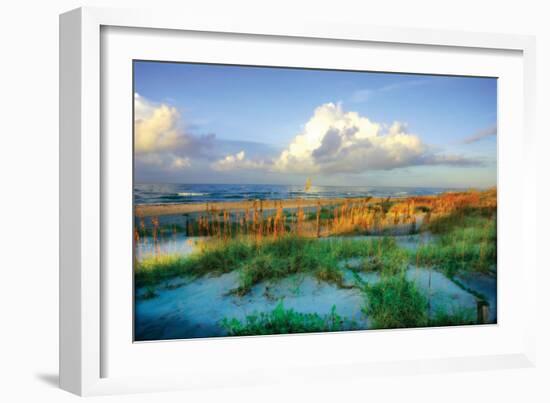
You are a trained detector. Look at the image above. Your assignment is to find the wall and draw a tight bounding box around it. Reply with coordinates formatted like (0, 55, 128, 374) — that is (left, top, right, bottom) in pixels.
(0, 0, 547, 401)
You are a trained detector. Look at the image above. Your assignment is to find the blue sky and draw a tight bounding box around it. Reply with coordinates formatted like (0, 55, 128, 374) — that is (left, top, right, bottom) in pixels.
(134, 61, 497, 188)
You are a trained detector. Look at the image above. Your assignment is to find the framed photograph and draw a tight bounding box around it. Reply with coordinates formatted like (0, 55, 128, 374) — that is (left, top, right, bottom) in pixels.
(60, 7, 537, 396)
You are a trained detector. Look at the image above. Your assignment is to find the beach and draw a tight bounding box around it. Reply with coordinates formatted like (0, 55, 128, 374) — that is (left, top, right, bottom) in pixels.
(135, 196, 394, 217)
(133, 188, 497, 340)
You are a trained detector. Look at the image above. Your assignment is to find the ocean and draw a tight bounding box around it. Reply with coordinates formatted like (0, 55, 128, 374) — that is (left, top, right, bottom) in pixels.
(134, 183, 460, 205)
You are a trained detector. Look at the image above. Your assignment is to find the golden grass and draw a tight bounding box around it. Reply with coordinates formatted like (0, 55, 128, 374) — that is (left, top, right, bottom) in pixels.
(135, 188, 497, 259)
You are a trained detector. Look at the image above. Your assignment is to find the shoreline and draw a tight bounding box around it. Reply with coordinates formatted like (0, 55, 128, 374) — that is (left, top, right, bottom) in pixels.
(134, 188, 495, 217)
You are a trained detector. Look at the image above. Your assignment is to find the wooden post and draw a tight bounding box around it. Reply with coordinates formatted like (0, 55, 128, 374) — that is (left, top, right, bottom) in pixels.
(258, 199, 263, 239)
(477, 301, 489, 324)
(316, 200, 321, 238)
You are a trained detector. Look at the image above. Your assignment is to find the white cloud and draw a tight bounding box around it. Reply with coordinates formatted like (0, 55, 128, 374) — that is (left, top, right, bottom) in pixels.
(171, 156, 191, 169)
(134, 93, 184, 153)
(274, 103, 479, 173)
(211, 150, 265, 171)
(273, 103, 383, 173)
(135, 152, 192, 171)
(133, 94, 217, 175)
(212, 102, 480, 174)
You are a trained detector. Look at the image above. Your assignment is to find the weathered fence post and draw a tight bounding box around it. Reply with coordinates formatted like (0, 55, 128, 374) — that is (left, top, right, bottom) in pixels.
(316, 200, 321, 238)
(477, 301, 489, 324)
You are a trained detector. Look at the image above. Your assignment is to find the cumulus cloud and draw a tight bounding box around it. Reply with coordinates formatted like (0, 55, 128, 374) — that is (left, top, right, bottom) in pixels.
(212, 103, 481, 174)
(133, 94, 216, 175)
(274, 103, 480, 173)
(273, 103, 378, 173)
(461, 124, 497, 144)
(134, 93, 183, 153)
(211, 150, 266, 171)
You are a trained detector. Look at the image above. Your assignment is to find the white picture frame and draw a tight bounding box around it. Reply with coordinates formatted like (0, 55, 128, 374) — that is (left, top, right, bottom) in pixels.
(60, 6, 537, 396)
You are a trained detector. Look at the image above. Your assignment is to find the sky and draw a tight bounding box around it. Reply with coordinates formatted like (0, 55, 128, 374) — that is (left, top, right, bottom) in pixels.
(133, 61, 497, 188)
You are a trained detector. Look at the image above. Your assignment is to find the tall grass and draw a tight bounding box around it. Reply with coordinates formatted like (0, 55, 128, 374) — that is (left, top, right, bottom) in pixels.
(137, 189, 496, 248)
(136, 194, 432, 252)
(136, 193, 496, 291)
(135, 189, 497, 330)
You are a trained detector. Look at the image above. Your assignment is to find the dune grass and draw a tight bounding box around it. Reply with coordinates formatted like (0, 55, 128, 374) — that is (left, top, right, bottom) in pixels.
(220, 301, 348, 336)
(222, 274, 477, 335)
(414, 206, 496, 277)
(360, 273, 478, 329)
(135, 239, 251, 287)
(136, 191, 496, 331)
(135, 205, 495, 292)
(362, 273, 428, 329)
(135, 235, 404, 292)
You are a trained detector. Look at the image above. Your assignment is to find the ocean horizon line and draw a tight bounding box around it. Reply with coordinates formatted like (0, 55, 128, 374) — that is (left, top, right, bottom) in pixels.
(134, 182, 490, 190)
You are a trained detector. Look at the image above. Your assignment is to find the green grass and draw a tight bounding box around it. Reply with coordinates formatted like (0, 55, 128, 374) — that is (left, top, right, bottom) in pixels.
(362, 274, 428, 329)
(306, 207, 335, 221)
(426, 206, 494, 235)
(134, 239, 251, 287)
(230, 236, 345, 295)
(135, 235, 403, 293)
(413, 207, 496, 277)
(220, 301, 348, 336)
(429, 307, 477, 327)
(359, 245, 408, 275)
